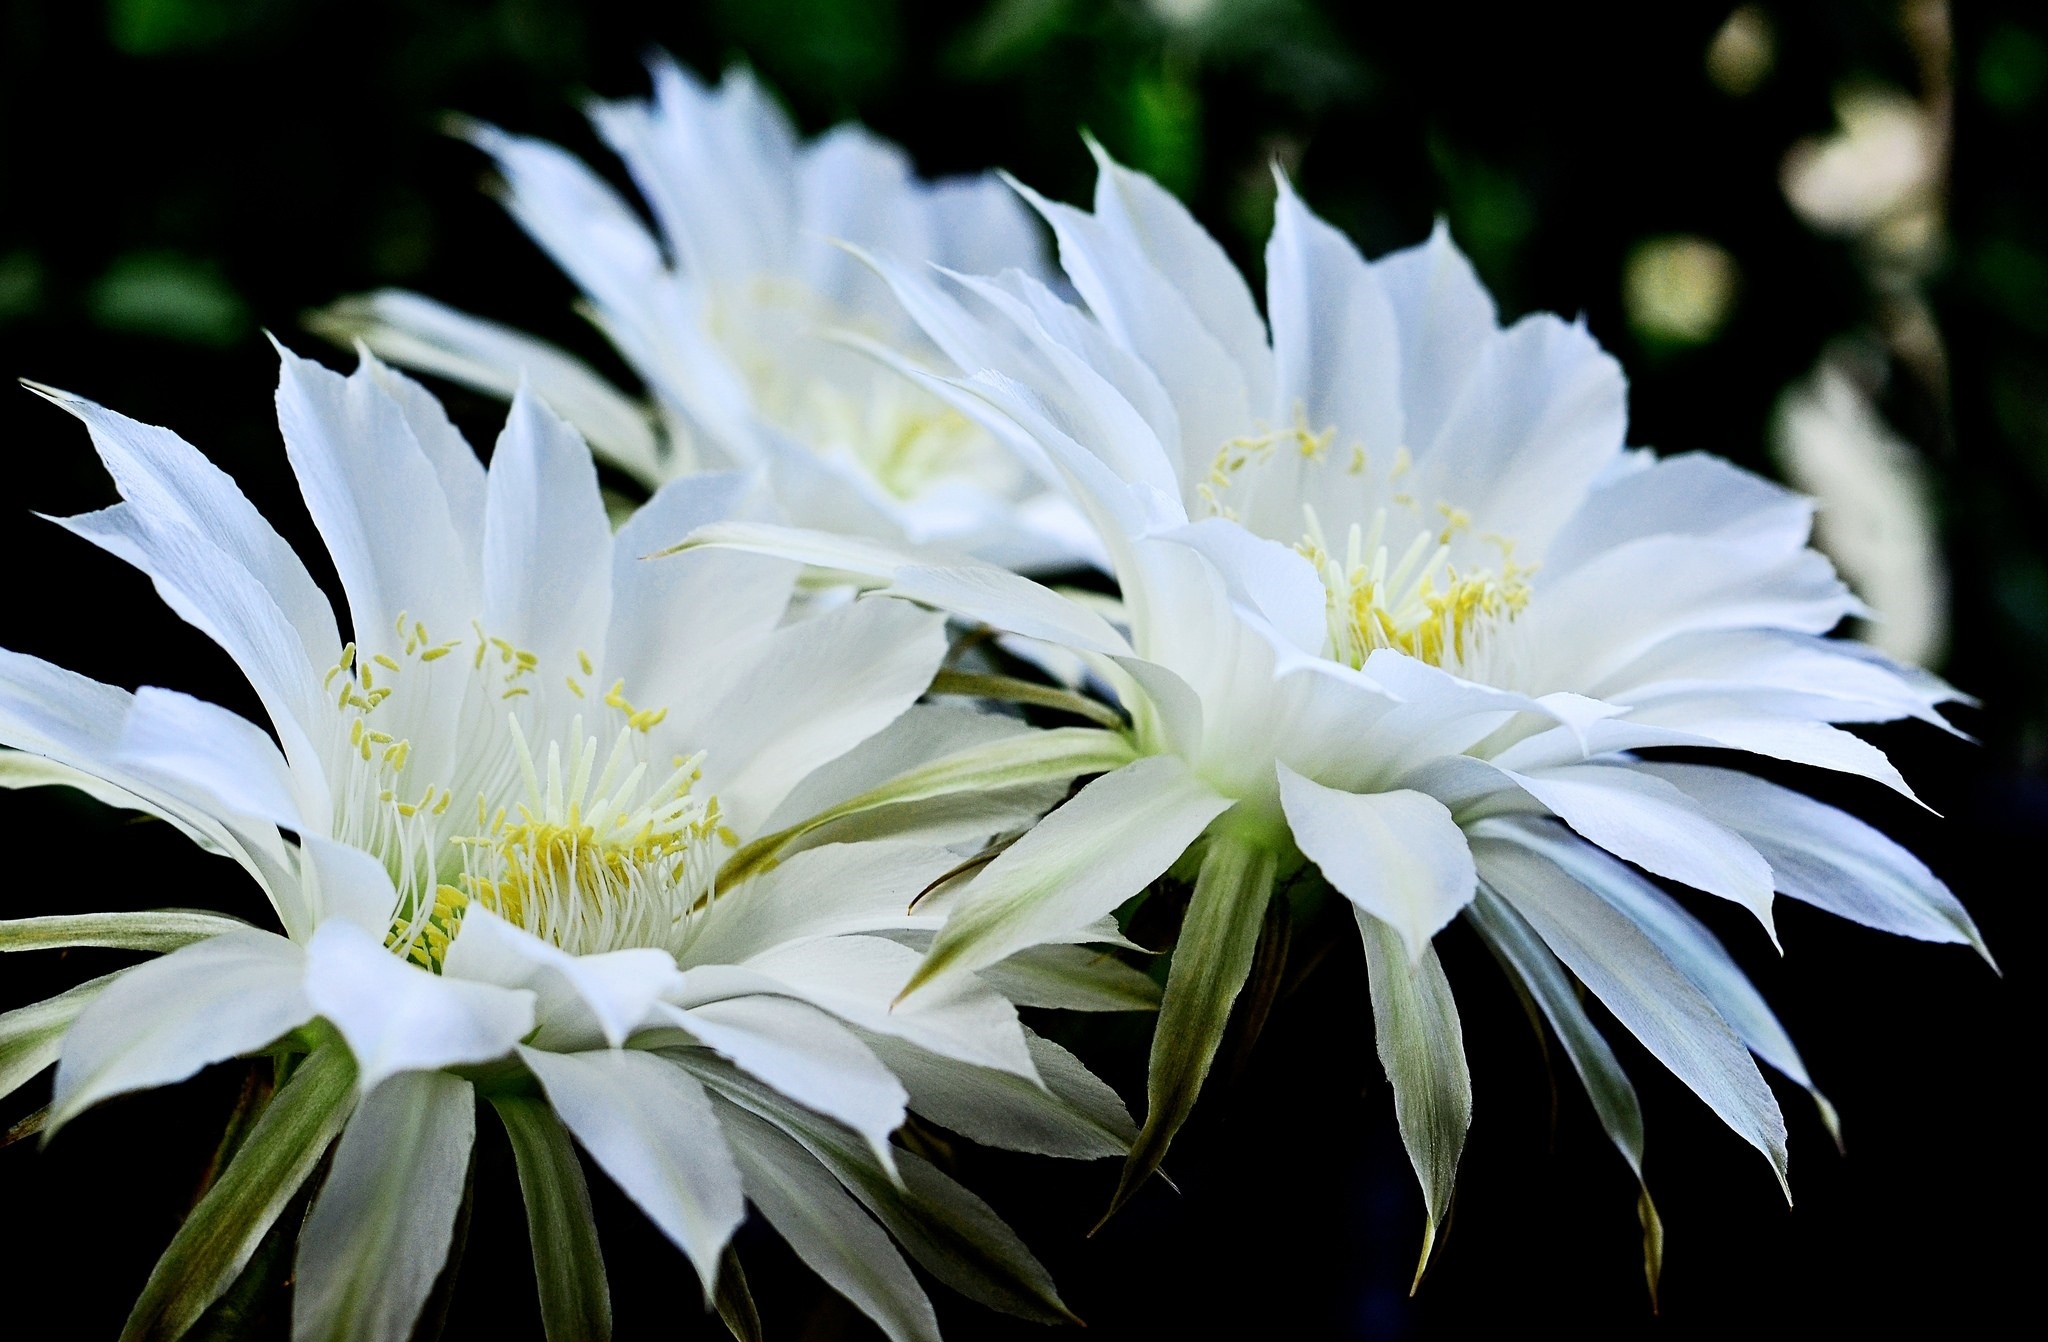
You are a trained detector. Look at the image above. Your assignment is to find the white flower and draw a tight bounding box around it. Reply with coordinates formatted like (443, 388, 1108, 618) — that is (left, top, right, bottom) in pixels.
(0, 348, 1142, 1342)
(316, 58, 1097, 572)
(680, 146, 1988, 1274)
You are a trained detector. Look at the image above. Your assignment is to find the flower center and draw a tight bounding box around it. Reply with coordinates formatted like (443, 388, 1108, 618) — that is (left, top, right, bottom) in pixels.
(316, 616, 729, 970)
(709, 276, 1015, 502)
(1298, 505, 1531, 672)
(1196, 412, 1533, 674)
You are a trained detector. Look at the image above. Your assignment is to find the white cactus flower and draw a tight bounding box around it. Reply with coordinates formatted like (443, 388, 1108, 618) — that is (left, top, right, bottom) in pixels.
(0, 347, 1145, 1342)
(678, 146, 1987, 1279)
(315, 58, 1098, 573)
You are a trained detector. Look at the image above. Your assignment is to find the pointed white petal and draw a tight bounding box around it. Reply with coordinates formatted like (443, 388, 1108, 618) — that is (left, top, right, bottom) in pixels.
(519, 1045, 746, 1300)
(482, 387, 615, 675)
(1473, 831, 1790, 1195)
(316, 290, 662, 482)
(274, 343, 478, 648)
(1642, 762, 1987, 959)
(861, 1028, 1135, 1160)
(1265, 175, 1403, 472)
(1370, 221, 1498, 456)
(1506, 762, 1777, 935)
(26, 383, 339, 671)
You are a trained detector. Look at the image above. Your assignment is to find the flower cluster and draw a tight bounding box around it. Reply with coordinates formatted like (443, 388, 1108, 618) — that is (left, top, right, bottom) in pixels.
(0, 55, 1984, 1342)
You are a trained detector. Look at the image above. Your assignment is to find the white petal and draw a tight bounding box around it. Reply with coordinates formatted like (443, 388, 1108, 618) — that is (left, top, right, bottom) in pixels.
(301, 835, 404, 934)
(50, 929, 311, 1130)
(292, 1071, 475, 1342)
(1278, 766, 1476, 960)
(305, 920, 534, 1092)
(467, 120, 675, 328)
(744, 934, 1036, 1078)
(1543, 451, 1813, 578)
(358, 350, 490, 557)
(692, 596, 946, 835)
(1642, 762, 1987, 958)
(1008, 173, 1255, 478)
(482, 388, 614, 676)
(51, 502, 327, 771)
(25, 384, 340, 675)
(520, 1045, 746, 1299)
(274, 344, 478, 650)
(665, 994, 906, 1171)
(606, 471, 793, 720)
(441, 905, 681, 1051)
(1473, 831, 1790, 1195)
(1150, 518, 1328, 657)
(678, 521, 1134, 656)
(319, 290, 662, 481)
(1370, 221, 1498, 456)
(1264, 176, 1403, 478)
(117, 687, 301, 828)
(684, 840, 964, 967)
(1084, 141, 1273, 410)
(1506, 762, 1777, 936)
(0, 653, 300, 921)
(1410, 312, 1627, 557)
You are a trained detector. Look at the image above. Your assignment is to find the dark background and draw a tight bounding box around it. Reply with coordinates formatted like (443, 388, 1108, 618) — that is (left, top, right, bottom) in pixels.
(0, 1, 2036, 1337)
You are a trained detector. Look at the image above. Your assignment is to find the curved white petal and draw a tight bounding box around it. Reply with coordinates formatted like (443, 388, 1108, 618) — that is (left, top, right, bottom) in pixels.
(50, 929, 311, 1131)
(481, 388, 614, 677)
(442, 906, 681, 1051)
(305, 920, 534, 1092)
(275, 344, 477, 649)
(1505, 762, 1777, 936)
(666, 994, 906, 1171)
(1642, 762, 1987, 959)
(908, 755, 1233, 1000)
(320, 290, 663, 482)
(1279, 765, 1476, 960)
(744, 934, 1036, 1079)
(1370, 221, 1497, 454)
(692, 596, 946, 834)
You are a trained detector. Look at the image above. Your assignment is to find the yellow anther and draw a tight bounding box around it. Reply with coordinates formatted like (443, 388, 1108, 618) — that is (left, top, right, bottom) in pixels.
(421, 645, 452, 663)
(566, 678, 585, 698)
(578, 650, 594, 676)
(503, 686, 530, 700)
(373, 653, 401, 672)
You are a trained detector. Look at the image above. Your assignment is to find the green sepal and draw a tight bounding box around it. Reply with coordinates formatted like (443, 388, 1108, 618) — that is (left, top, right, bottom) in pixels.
(1357, 909, 1470, 1292)
(713, 1247, 763, 1342)
(120, 1042, 358, 1342)
(0, 969, 126, 1103)
(679, 1053, 1077, 1325)
(490, 1092, 612, 1342)
(717, 727, 1136, 891)
(926, 669, 1126, 730)
(0, 910, 250, 955)
(1102, 831, 1280, 1226)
